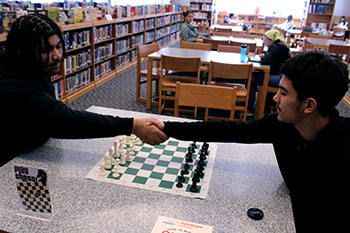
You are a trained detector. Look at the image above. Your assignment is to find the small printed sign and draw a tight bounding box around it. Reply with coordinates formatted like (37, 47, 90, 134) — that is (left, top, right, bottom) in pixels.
(151, 216, 213, 233)
(13, 164, 53, 219)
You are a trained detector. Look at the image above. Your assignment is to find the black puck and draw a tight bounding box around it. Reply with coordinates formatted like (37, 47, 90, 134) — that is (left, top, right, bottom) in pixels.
(247, 208, 264, 220)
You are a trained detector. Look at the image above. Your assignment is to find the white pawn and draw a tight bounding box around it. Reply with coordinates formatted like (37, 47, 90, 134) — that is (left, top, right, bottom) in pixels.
(120, 154, 126, 165)
(112, 171, 120, 178)
(104, 155, 112, 169)
(135, 137, 142, 146)
(126, 136, 132, 145)
(113, 138, 119, 158)
(99, 162, 108, 176)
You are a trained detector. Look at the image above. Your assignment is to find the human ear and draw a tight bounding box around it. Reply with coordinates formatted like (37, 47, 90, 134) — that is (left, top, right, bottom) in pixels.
(304, 98, 317, 114)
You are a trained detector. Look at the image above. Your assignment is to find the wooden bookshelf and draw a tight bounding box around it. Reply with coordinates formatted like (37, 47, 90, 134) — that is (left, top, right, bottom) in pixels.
(306, 0, 336, 30)
(0, 11, 182, 103)
(190, 0, 215, 26)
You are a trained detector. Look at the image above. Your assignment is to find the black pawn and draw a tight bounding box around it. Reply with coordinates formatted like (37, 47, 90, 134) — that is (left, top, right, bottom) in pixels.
(178, 175, 185, 182)
(183, 163, 190, 170)
(198, 159, 206, 167)
(192, 172, 200, 183)
(176, 181, 183, 188)
(185, 153, 193, 163)
(190, 180, 198, 192)
(181, 168, 189, 175)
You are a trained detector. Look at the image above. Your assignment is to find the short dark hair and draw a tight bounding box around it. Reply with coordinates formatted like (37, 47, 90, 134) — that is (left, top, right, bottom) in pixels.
(229, 13, 234, 18)
(183, 10, 193, 18)
(280, 51, 349, 116)
(6, 14, 65, 75)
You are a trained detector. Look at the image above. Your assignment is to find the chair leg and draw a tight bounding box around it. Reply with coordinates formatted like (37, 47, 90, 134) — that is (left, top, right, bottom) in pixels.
(136, 75, 142, 102)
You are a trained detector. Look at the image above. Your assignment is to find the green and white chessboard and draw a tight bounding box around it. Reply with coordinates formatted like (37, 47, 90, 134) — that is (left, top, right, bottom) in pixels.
(86, 137, 217, 199)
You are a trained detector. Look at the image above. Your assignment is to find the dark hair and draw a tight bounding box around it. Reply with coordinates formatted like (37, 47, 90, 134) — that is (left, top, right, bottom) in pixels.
(288, 15, 293, 19)
(6, 14, 65, 76)
(229, 13, 234, 18)
(280, 51, 349, 117)
(183, 10, 193, 18)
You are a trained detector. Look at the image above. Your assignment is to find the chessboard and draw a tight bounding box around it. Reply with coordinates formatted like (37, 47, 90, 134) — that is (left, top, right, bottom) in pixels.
(85, 136, 217, 199)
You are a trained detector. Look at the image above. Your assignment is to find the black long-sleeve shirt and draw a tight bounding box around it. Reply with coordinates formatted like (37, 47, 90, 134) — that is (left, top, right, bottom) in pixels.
(164, 112, 350, 232)
(261, 40, 291, 75)
(0, 52, 133, 166)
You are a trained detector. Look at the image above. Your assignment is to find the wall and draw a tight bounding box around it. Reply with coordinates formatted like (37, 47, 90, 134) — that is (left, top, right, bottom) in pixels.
(333, 0, 350, 17)
(172, 0, 190, 6)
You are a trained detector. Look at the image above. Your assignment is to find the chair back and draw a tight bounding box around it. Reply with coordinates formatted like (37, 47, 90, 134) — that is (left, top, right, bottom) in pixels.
(328, 43, 350, 55)
(213, 31, 232, 37)
(198, 23, 208, 33)
(161, 54, 201, 74)
(203, 38, 230, 50)
(179, 32, 183, 43)
(218, 44, 249, 54)
(230, 41, 256, 53)
(332, 28, 346, 40)
(209, 61, 253, 83)
(309, 33, 333, 39)
(136, 43, 160, 74)
(175, 82, 238, 120)
(180, 41, 211, 51)
(214, 27, 232, 33)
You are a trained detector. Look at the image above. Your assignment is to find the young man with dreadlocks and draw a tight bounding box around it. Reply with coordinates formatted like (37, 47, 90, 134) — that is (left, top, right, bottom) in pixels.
(0, 14, 167, 167)
(151, 51, 350, 232)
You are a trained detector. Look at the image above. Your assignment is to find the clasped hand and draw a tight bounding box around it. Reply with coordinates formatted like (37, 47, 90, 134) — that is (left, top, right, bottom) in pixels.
(132, 118, 167, 145)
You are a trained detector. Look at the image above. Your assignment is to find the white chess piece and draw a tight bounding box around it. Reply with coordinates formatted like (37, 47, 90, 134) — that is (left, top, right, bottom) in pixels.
(120, 154, 126, 165)
(113, 138, 119, 158)
(104, 155, 112, 169)
(126, 136, 132, 145)
(135, 138, 142, 146)
(112, 165, 120, 178)
(99, 162, 108, 176)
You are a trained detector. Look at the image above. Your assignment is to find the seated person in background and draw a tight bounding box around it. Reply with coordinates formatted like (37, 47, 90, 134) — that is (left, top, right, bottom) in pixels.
(334, 16, 348, 37)
(180, 10, 210, 42)
(152, 51, 350, 233)
(224, 13, 237, 24)
(248, 29, 291, 114)
(276, 15, 295, 31)
(0, 14, 167, 167)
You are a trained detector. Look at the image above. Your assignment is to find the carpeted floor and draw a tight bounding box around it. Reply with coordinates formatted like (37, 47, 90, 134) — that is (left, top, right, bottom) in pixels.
(68, 43, 350, 119)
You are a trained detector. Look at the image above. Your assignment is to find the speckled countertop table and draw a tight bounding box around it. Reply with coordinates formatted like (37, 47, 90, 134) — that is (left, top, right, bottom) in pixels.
(0, 106, 295, 233)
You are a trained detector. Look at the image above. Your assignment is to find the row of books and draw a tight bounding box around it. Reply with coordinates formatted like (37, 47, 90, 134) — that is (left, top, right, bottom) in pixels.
(171, 14, 182, 23)
(132, 34, 144, 47)
(112, 4, 181, 19)
(52, 79, 64, 99)
(146, 18, 155, 30)
(193, 12, 209, 19)
(145, 31, 155, 43)
(155, 27, 170, 40)
(116, 38, 130, 54)
(156, 16, 171, 28)
(64, 49, 92, 75)
(94, 25, 113, 43)
(95, 43, 113, 63)
(116, 23, 130, 37)
(191, 0, 212, 3)
(63, 30, 90, 51)
(66, 68, 91, 94)
(95, 60, 112, 79)
(309, 4, 328, 14)
(310, 0, 331, 3)
(116, 53, 130, 68)
(133, 20, 144, 33)
(190, 4, 212, 11)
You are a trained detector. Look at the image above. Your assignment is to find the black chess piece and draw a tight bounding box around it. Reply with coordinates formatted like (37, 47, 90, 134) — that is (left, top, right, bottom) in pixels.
(200, 148, 208, 156)
(185, 152, 193, 163)
(183, 163, 190, 170)
(195, 166, 204, 177)
(176, 181, 183, 188)
(190, 179, 198, 192)
(197, 159, 206, 167)
(181, 167, 189, 175)
(192, 172, 200, 183)
(191, 141, 197, 149)
(178, 175, 185, 182)
(199, 153, 207, 161)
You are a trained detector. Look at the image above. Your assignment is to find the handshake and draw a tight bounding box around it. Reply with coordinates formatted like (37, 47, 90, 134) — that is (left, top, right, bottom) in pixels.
(132, 118, 167, 145)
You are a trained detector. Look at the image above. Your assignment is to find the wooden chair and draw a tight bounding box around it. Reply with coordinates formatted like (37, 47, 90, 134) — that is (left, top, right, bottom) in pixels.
(213, 31, 232, 37)
(198, 23, 208, 33)
(180, 41, 211, 51)
(332, 28, 346, 41)
(259, 86, 279, 113)
(159, 55, 201, 115)
(309, 33, 333, 39)
(136, 43, 161, 104)
(203, 38, 229, 50)
(230, 41, 257, 54)
(217, 44, 249, 54)
(174, 82, 238, 121)
(328, 43, 350, 64)
(208, 61, 253, 121)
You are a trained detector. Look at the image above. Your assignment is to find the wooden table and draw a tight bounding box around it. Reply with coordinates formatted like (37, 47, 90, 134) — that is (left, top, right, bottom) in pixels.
(146, 47, 270, 119)
(0, 106, 295, 233)
(306, 37, 350, 50)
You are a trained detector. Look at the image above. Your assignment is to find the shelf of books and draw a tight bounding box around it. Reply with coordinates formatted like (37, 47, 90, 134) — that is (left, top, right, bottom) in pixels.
(306, 0, 336, 30)
(0, 10, 182, 103)
(190, 0, 215, 27)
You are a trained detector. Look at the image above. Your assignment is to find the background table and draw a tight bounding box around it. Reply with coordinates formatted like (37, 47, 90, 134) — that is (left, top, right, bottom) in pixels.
(306, 37, 350, 50)
(147, 47, 270, 119)
(0, 106, 295, 233)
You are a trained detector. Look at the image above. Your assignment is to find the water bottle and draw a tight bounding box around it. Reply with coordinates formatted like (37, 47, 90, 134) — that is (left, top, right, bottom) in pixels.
(240, 44, 247, 63)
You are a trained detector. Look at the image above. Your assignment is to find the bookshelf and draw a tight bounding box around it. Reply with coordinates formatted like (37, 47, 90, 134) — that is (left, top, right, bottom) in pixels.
(0, 11, 182, 103)
(306, 0, 336, 30)
(190, 0, 215, 26)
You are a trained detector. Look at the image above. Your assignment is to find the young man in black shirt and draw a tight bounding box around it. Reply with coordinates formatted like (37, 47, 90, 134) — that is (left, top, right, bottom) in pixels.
(151, 51, 350, 232)
(0, 14, 167, 167)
